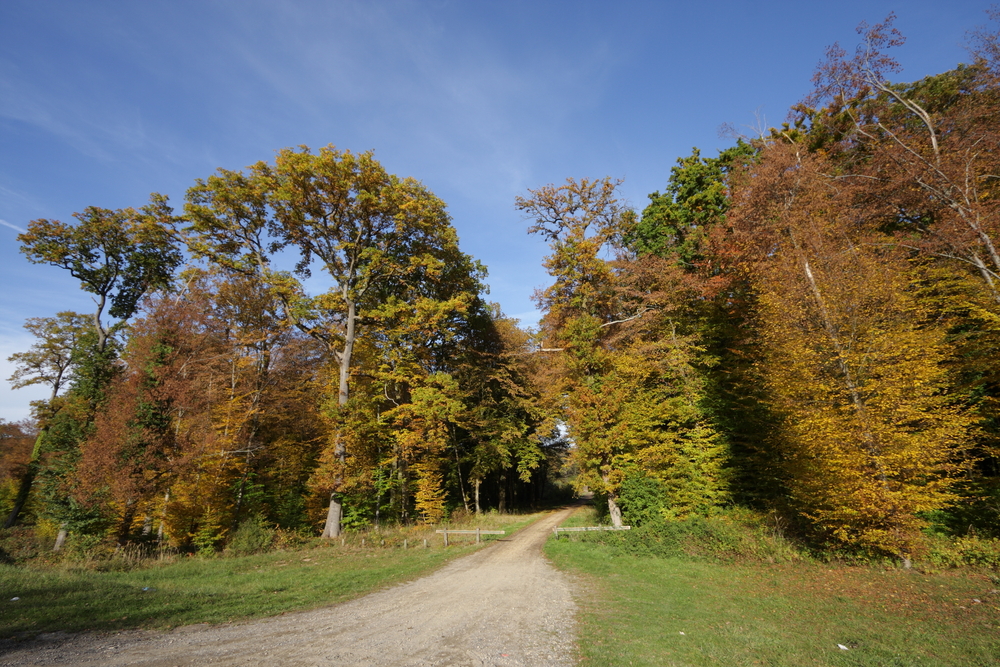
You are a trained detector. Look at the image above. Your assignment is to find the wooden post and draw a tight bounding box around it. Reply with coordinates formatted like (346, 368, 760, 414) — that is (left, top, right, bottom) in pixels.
(423, 538, 428, 548)
(361, 538, 365, 547)
(443, 529, 449, 547)
(476, 526, 481, 544)
(403, 539, 408, 549)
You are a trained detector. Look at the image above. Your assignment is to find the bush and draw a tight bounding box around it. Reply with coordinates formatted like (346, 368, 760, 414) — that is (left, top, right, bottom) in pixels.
(572, 509, 805, 564)
(63, 532, 115, 563)
(926, 535, 1000, 569)
(617, 474, 668, 527)
(225, 515, 276, 556)
(273, 527, 314, 550)
(0, 526, 47, 564)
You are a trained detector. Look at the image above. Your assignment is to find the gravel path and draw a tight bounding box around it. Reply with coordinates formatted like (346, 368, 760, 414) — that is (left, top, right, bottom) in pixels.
(0, 508, 578, 666)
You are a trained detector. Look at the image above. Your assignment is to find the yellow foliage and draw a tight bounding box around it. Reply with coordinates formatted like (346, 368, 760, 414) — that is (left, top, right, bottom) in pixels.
(748, 161, 977, 555)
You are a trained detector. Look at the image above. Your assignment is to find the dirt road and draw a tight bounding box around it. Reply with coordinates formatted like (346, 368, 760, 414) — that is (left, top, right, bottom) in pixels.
(0, 508, 578, 666)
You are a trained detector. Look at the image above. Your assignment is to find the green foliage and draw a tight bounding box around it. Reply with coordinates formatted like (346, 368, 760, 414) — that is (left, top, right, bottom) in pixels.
(226, 515, 276, 556)
(616, 473, 667, 527)
(569, 509, 803, 564)
(926, 534, 1000, 569)
(192, 509, 227, 557)
(18, 194, 182, 351)
(626, 141, 756, 266)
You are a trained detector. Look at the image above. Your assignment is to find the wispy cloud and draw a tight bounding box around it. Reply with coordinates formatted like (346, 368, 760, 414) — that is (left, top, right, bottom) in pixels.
(0, 219, 26, 234)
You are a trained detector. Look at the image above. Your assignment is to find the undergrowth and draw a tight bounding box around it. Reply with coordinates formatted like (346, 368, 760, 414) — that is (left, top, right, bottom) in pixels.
(558, 504, 1000, 569)
(557, 506, 804, 564)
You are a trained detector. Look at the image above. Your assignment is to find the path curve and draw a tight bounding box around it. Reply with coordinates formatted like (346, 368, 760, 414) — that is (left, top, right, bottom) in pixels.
(1, 508, 578, 666)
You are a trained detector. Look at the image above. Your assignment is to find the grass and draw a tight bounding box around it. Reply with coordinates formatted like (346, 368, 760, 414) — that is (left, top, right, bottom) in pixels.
(546, 508, 1000, 666)
(556, 504, 604, 529)
(0, 511, 540, 638)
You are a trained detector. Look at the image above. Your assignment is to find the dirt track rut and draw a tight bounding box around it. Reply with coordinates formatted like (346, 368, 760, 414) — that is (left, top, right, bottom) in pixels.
(0, 508, 578, 666)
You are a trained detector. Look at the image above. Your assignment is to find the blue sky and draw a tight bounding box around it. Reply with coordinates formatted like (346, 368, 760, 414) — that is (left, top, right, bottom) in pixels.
(0, 0, 993, 421)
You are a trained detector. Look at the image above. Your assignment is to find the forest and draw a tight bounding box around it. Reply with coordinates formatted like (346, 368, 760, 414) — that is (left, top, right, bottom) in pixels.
(2, 14, 999, 566)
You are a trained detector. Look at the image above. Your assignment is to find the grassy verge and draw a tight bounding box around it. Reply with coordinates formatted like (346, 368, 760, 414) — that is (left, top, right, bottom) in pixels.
(556, 503, 602, 529)
(546, 509, 1000, 666)
(0, 511, 541, 638)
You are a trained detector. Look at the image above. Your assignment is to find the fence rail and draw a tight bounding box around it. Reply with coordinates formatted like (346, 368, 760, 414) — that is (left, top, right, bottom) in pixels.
(434, 528, 505, 546)
(552, 525, 631, 537)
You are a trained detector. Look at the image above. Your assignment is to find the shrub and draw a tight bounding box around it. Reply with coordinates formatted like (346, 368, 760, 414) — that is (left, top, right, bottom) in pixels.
(225, 515, 276, 556)
(617, 474, 668, 527)
(572, 509, 805, 564)
(926, 535, 1000, 569)
(0, 526, 47, 564)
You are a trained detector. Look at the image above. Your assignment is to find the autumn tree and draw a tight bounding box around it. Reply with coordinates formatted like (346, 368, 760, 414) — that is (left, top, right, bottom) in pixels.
(743, 12, 1000, 544)
(19, 195, 183, 353)
(520, 177, 729, 526)
(4, 312, 90, 527)
(184, 145, 484, 537)
(519, 178, 630, 523)
(16, 199, 182, 547)
(727, 143, 976, 558)
(0, 420, 38, 524)
(623, 143, 780, 508)
(793, 13, 1000, 303)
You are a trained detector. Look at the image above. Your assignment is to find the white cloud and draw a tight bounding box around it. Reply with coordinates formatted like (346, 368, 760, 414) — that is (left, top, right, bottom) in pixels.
(0, 219, 26, 234)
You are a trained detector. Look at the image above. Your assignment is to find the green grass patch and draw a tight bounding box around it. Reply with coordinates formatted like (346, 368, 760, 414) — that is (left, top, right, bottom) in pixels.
(557, 504, 603, 529)
(546, 538, 1000, 666)
(0, 511, 541, 638)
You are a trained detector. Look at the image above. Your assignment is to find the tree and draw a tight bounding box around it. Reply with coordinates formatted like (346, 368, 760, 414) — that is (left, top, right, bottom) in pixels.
(727, 143, 976, 557)
(797, 13, 1000, 303)
(519, 177, 632, 523)
(16, 195, 183, 547)
(19, 195, 183, 352)
(520, 177, 725, 525)
(626, 142, 756, 268)
(184, 145, 484, 537)
(624, 143, 778, 508)
(4, 312, 90, 527)
(0, 420, 38, 525)
(751, 12, 1000, 544)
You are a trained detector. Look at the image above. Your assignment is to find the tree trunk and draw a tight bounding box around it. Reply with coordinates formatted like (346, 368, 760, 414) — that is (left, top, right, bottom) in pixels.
(321, 494, 343, 539)
(320, 299, 357, 539)
(607, 494, 624, 528)
(452, 427, 469, 512)
(53, 523, 68, 552)
(602, 468, 624, 527)
(3, 461, 38, 529)
(230, 455, 251, 532)
(118, 501, 137, 546)
(498, 473, 507, 513)
(474, 479, 481, 514)
(4, 430, 47, 529)
(157, 489, 170, 543)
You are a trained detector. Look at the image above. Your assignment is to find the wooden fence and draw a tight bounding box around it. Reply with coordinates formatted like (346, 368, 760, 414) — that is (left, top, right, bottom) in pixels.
(552, 525, 631, 538)
(434, 527, 505, 546)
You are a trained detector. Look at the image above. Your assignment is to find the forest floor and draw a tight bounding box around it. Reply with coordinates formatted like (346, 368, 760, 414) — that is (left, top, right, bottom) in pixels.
(0, 507, 578, 666)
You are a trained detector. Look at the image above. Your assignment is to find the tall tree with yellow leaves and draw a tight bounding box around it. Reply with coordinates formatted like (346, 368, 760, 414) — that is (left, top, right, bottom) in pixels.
(729, 143, 976, 558)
